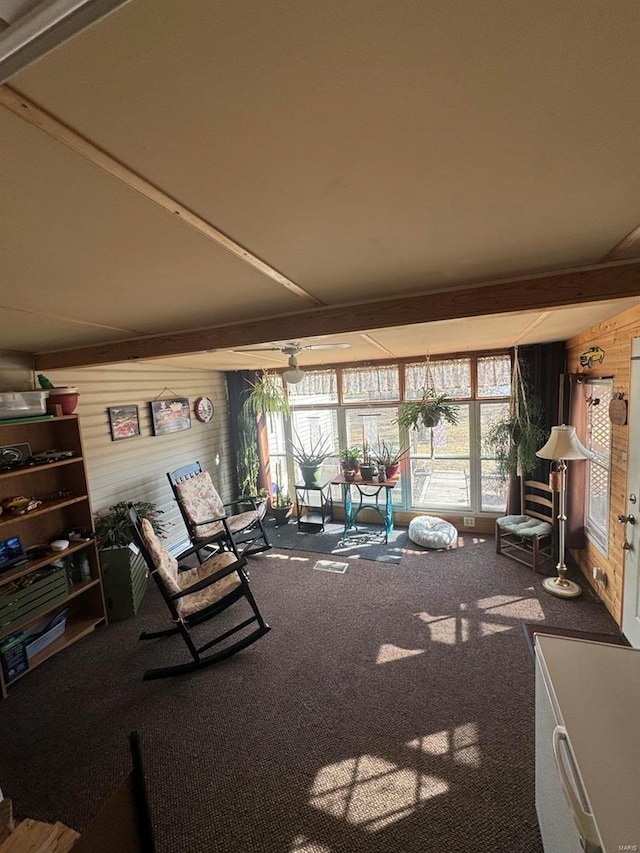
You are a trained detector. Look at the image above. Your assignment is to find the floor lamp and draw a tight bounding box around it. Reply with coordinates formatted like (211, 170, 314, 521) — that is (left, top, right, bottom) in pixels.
(536, 425, 593, 599)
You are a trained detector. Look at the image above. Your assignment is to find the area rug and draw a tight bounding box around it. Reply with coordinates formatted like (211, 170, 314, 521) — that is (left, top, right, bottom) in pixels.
(521, 622, 630, 662)
(264, 518, 414, 563)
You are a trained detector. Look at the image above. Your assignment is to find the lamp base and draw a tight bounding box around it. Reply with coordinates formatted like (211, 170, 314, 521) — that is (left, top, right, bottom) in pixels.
(542, 576, 582, 599)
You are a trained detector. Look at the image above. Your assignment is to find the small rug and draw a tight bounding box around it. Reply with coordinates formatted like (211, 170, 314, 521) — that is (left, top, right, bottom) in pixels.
(521, 622, 630, 662)
(264, 519, 412, 563)
(313, 559, 349, 573)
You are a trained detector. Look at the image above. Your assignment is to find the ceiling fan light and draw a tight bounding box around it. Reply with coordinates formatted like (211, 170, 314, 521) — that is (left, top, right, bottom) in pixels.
(283, 367, 304, 384)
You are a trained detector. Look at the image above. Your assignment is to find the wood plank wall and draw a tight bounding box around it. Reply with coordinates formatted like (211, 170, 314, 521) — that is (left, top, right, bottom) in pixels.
(566, 303, 640, 624)
(42, 364, 233, 554)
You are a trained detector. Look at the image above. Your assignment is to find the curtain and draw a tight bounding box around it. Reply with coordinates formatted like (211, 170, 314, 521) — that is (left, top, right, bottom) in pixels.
(226, 370, 266, 497)
(505, 342, 566, 514)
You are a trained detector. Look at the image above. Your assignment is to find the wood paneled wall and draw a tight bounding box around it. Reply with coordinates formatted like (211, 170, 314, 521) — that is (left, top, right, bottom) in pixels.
(566, 303, 640, 624)
(42, 364, 233, 554)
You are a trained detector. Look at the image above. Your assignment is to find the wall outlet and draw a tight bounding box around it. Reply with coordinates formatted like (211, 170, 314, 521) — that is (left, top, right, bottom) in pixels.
(463, 516, 475, 527)
(592, 566, 608, 587)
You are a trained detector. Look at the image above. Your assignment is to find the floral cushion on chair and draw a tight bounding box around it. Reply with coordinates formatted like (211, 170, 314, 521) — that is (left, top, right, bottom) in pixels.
(176, 471, 227, 538)
(141, 517, 181, 596)
(141, 517, 241, 616)
(176, 471, 260, 539)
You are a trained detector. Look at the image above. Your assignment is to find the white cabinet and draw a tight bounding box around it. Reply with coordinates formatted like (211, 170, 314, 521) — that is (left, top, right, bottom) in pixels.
(535, 635, 640, 853)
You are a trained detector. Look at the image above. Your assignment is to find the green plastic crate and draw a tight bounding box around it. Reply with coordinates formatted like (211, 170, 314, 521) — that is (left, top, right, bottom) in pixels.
(0, 566, 69, 636)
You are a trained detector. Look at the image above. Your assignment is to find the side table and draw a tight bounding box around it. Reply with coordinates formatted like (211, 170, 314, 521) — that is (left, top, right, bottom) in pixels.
(294, 481, 333, 532)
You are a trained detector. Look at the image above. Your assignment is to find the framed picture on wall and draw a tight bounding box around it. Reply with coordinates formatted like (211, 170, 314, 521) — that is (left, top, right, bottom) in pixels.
(108, 405, 141, 441)
(150, 398, 191, 436)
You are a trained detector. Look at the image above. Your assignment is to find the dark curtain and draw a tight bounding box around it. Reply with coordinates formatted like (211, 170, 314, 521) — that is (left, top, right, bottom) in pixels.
(506, 342, 566, 514)
(226, 370, 266, 497)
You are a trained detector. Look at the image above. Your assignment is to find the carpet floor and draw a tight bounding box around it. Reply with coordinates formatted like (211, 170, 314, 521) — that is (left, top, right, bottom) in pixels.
(265, 518, 415, 563)
(0, 535, 622, 852)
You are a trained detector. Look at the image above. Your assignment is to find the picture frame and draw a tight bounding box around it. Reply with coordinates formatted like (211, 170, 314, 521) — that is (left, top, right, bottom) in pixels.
(149, 397, 191, 436)
(108, 405, 141, 441)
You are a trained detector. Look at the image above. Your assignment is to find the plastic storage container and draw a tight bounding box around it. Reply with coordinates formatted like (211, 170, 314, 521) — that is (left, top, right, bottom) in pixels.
(0, 391, 49, 420)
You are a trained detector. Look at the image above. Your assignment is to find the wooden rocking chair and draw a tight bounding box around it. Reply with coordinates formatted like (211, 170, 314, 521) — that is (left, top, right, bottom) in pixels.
(168, 462, 271, 562)
(129, 507, 270, 680)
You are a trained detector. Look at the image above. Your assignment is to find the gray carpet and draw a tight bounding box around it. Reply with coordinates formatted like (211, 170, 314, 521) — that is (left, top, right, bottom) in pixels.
(265, 518, 415, 563)
(0, 536, 622, 852)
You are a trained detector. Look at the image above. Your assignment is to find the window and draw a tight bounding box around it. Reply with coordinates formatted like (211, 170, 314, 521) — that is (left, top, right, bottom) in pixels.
(265, 354, 512, 516)
(584, 379, 613, 553)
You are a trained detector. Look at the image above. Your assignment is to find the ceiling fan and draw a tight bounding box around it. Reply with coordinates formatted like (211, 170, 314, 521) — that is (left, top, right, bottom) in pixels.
(232, 340, 351, 384)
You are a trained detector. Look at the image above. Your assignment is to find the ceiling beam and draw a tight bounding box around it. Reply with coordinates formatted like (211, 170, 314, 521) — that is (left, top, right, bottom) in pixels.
(34, 260, 640, 370)
(0, 84, 323, 305)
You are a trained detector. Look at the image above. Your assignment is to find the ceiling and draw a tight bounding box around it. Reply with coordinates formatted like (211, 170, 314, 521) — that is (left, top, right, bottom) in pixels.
(1, 0, 640, 373)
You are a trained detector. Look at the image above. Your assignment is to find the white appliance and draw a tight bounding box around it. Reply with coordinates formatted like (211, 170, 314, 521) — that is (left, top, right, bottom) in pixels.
(535, 635, 640, 853)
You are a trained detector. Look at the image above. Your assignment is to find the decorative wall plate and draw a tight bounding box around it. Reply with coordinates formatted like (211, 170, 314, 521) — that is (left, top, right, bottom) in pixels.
(609, 393, 628, 425)
(194, 396, 214, 423)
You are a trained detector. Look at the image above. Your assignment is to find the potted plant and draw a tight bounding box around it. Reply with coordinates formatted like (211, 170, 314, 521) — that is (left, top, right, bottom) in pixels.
(94, 500, 168, 620)
(340, 445, 362, 475)
(373, 441, 410, 480)
(289, 432, 334, 486)
(396, 388, 460, 431)
(359, 440, 377, 481)
(270, 461, 293, 526)
(486, 351, 548, 482)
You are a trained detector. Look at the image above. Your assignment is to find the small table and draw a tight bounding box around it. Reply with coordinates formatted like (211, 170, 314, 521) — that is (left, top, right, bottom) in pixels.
(294, 480, 333, 532)
(331, 473, 400, 543)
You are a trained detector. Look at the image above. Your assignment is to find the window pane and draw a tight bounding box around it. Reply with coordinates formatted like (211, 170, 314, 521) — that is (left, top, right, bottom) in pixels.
(407, 405, 470, 459)
(265, 411, 287, 455)
(585, 379, 612, 552)
(342, 366, 400, 402)
(481, 460, 506, 512)
(288, 370, 338, 406)
(479, 401, 510, 456)
(345, 407, 403, 503)
(586, 462, 609, 550)
(405, 358, 471, 399)
(410, 459, 470, 508)
(477, 355, 511, 398)
(291, 409, 339, 485)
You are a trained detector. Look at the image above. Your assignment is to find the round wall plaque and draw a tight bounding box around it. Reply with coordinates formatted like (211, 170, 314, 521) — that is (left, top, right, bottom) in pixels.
(609, 394, 627, 426)
(194, 396, 214, 423)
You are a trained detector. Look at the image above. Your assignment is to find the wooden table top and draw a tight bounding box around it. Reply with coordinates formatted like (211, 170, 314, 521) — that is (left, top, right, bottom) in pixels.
(331, 473, 400, 488)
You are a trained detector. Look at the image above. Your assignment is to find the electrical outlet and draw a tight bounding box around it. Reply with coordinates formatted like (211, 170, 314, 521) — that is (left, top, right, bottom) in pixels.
(463, 516, 475, 527)
(592, 567, 608, 587)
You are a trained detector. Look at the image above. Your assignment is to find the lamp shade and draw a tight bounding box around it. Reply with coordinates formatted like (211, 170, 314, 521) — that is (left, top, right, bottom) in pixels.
(536, 425, 593, 461)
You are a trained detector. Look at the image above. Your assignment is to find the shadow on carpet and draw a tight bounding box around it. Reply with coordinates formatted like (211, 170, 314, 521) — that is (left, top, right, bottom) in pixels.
(521, 622, 630, 662)
(264, 518, 416, 563)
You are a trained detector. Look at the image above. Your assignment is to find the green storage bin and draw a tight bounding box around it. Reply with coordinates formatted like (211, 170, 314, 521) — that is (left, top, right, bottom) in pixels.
(100, 547, 148, 620)
(0, 566, 69, 636)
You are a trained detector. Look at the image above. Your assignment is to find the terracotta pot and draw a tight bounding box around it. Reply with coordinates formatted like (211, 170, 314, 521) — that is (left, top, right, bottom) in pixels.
(384, 463, 400, 480)
(344, 469, 357, 482)
(47, 387, 79, 415)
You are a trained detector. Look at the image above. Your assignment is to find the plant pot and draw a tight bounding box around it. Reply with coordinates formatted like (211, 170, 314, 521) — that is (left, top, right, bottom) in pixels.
(384, 464, 400, 480)
(343, 468, 357, 482)
(47, 387, 79, 415)
(360, 464, 377, 481)
(421, 411, 442, 429)
(299, 464, 322, 486)
(271, 505, 292, 526)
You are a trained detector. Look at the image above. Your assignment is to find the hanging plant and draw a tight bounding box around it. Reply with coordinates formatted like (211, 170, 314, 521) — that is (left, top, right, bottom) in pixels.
(486, 349, 548, 481)
(243, 371, 290, 421)
(396, 388, 460, 431)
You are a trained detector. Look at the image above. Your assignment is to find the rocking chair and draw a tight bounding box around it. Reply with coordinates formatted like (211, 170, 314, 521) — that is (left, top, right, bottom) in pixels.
(129, 507, 270, 680)
(168, 462, 271, 562)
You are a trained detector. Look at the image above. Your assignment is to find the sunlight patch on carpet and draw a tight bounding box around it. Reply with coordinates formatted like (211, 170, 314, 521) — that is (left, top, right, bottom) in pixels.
(313, 559, 349, 573)
(309, 755, 448, 832)
(376, 643, 425, 664)
(407, 723, 481, 769)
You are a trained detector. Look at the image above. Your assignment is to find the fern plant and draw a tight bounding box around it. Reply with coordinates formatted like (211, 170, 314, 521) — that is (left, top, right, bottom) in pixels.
(94, 501, 167, 548)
